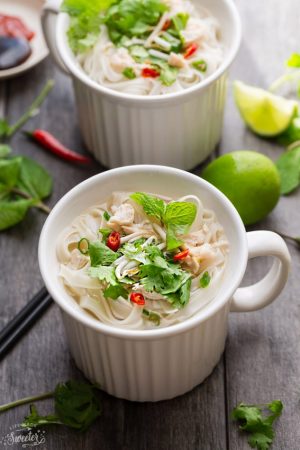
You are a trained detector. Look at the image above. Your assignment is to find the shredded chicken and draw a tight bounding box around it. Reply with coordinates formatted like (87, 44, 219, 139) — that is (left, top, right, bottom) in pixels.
(108, 203, 135, 226)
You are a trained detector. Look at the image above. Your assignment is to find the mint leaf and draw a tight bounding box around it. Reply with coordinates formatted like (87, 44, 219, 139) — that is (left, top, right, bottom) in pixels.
(130, 192, 166, 221)
(0, 144, 12, 158)
(88, 241, 119, 266)
(275, 146, 300, 194)
(104, 283, 128, 299)
(89, 265, 117, 285)
(286, 53, 300, 68)
(0, 158, 22, 192)
(164, 201, 197, 250)
(199, 271, 211, 288)
(0, 199, 34, 231)
(16, 157, 52, 200)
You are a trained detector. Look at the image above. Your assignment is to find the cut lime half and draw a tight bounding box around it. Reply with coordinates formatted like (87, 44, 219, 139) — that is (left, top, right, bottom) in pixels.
(234, 81, 298, 137)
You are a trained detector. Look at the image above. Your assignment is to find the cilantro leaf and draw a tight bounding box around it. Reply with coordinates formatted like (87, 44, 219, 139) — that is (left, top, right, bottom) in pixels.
(165, 277, 191, 308)
(122, 67, 136, 79)
(130, 192, 166, 221)
(129, 45, 149, 61)
(231, 400, 283, 450)
(61, 0, 113, 53)
(88, 241, 119, 266)
(171, 12, 189, 32)
(104, 283, 128, 299)
(103, 210, 110, 221)
(199, 271, 211, 288)
(104, 0, 168, 44)
(121, 242, 147, 264)
(22, 381, 101, 432)
(89, 265, 117, 285)
(275, 146, 300, 194)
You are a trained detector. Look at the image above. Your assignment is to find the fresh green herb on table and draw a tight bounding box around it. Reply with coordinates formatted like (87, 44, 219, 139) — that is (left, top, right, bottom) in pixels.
(0, 81, 55, 231)
(0, 380, 101, 432)
(231, 400, 283, 450)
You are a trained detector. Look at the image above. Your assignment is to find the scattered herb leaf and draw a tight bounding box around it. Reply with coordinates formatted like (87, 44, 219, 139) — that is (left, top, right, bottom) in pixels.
(231, 400, 283, 450)
(88, 241, 119, 266)
(275, 145, 300, 194)
(103, 211, 111, 221)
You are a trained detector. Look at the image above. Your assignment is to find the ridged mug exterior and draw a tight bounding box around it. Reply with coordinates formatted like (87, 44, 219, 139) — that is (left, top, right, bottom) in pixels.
(72, 74, 228, 169)
(42, 0, 241, 169)
(62, 303, 229, 401)
(38, 166, 290, 402)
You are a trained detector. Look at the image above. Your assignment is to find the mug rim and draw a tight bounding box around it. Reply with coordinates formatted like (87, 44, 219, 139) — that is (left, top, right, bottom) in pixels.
(55, 0, 242, 103)
(38, 165, 248, 340)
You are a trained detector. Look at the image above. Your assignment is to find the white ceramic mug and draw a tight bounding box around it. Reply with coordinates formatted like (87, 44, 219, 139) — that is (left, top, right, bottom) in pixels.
(38, 166, 291, 402)
(42, 0, 241, 169)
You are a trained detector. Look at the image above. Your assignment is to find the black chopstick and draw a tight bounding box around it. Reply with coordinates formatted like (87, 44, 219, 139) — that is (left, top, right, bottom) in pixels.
(0, 287, 53, 361)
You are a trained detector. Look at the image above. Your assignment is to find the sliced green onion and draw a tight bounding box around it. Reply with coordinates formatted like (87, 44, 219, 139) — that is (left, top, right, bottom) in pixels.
(148, 49, 169, 61)
(143, 308, 161, 326)
(129, 45, 149, 62)
(122, 67, 136, 79)
(161, 31, 182, 52)
(153, 36, 171, 51)
(78, 238, 90, 255)
(103, 211, 111, 221)
(192, 60, 207, 72)
(199, 271, 211, 288)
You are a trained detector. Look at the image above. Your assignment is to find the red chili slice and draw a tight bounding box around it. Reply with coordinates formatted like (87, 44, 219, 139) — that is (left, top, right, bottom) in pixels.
(162, 19, 172, 31)
(141, 67, 160, 78)
(0, 15, 35, 41)
(184, 43, 198, 59)
(173, 249, 190, 261)
(130, 292, 145, 306)
(107, 231, 121, 252)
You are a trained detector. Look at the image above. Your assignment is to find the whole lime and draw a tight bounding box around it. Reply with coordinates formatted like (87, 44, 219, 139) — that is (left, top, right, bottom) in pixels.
(201, 150, 281, 225)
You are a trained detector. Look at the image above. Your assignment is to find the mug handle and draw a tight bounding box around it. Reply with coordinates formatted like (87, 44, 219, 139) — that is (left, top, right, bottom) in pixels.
(41, 0, 70, 74)
(230, 231, 291, 312)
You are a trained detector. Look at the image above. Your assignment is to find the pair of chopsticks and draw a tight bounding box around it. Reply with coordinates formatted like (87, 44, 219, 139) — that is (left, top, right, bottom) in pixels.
(0, 287, 53, 361)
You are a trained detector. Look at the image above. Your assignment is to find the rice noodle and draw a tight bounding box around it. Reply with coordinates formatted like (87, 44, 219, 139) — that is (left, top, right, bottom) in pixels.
(57, 191, 228, 329)
(77, 0, 223, 96)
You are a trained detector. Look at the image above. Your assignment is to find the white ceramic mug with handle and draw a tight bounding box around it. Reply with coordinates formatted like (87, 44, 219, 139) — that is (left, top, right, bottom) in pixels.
(41, 0, 241, 169)
(38, 166, 291, 402)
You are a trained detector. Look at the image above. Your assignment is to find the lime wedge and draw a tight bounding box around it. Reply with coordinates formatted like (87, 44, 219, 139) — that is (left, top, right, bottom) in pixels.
(234, 81, 298, 137)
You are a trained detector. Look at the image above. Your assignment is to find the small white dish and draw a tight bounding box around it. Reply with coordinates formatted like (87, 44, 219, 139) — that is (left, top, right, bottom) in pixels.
(0, 0, 48, 79)
(39, 166, 291, 402)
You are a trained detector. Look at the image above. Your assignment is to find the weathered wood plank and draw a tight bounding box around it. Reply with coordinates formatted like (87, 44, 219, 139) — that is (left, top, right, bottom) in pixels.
(222, 0, 300, 449)
(0, 59, 227, 449)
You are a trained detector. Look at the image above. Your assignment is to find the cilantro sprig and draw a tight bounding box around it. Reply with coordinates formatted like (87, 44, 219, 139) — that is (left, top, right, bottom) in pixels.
(231, 400, 283, 450)
(0, 380, 101, 432)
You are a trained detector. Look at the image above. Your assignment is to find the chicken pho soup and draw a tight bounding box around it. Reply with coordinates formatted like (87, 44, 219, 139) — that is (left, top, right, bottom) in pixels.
(57, 192, 228, 329)
(62, 0, 224, 95)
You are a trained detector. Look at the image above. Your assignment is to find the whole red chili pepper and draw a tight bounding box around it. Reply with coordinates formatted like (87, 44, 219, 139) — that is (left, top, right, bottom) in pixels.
(184, 43, 198, 59)
(107, 231, 121, 251)
(25, 130, 92, 164)
(173, 249, 190, 261)
(130, 292, 145, 306)
(141, 67, 160, 78)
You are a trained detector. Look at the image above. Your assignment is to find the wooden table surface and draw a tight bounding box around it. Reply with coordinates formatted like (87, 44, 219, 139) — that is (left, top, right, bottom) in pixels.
(1, 0, 299, 449)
